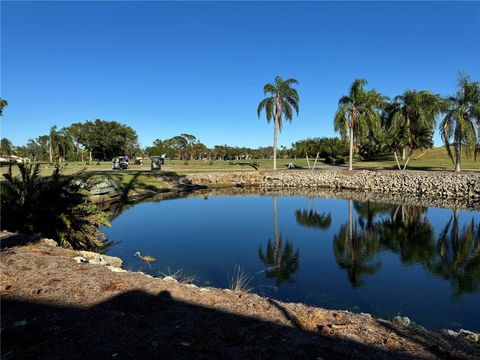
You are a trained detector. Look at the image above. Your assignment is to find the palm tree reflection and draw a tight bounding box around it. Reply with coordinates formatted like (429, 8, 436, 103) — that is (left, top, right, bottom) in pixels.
(333, 199, 381, 288)
(258, 195, 300, 285)
(294, 196, 332, 230)
(378, 204, 436, 266)
(429, 209, 480, 296)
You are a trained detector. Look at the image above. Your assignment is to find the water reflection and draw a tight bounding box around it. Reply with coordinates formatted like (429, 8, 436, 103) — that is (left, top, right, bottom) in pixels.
(294, 197, 332, 230)
(429, 210, 480, 296)
(328, 201, 480, 296)
(379, 205, 436, 267)
(258, 195, 300, 284)
(333, 200, 381, 288)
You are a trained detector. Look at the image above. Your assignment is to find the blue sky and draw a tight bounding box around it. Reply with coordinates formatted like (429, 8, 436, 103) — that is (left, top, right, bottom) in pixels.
(1, 1, 479, 148)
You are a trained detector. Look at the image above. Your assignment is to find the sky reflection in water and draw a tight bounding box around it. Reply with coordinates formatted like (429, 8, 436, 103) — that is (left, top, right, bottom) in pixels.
(103, 192, 480, 331)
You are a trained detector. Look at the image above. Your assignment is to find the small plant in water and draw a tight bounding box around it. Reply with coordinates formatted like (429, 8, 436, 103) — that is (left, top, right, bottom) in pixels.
(229, 264, 254, 293)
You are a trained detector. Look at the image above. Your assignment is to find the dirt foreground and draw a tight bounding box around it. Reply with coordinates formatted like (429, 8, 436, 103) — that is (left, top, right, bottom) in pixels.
(1, 236, 479, 360)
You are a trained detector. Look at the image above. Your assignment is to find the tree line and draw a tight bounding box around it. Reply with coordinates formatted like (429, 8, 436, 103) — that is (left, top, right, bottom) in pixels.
(257, 74, 479, 171)
(1, 73, 479, 171)
(1, 119, 139, 162)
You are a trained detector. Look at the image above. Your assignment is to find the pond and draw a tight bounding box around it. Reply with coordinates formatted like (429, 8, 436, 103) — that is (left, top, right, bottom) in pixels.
(103, 191, 480, 331)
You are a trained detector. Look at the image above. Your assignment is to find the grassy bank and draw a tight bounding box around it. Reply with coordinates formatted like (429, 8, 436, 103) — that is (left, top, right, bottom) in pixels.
(1, 148, 478, 177)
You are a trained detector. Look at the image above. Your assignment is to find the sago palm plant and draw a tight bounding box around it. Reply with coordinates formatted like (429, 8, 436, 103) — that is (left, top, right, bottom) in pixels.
(1, 163, 110, 250)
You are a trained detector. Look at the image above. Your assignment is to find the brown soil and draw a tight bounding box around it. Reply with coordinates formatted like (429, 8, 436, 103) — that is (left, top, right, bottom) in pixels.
(1, 238, 479, 360)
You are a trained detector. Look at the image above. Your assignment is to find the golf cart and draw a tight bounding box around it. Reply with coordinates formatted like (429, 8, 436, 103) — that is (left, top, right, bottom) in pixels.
(150, 155, 165, 171)
(112, 156, 129, 170)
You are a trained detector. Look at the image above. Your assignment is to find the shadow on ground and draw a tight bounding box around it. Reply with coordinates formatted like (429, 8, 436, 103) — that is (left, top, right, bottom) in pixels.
(2, 290, 423, 360)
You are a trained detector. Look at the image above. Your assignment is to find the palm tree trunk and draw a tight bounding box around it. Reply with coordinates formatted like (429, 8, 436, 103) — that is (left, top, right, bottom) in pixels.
(348, 124, 354, 171)
(49, 141, 53, 163)
(455, 141, 461, 172)
(368, 130, 372, 159)
(273, 117, 278, 171)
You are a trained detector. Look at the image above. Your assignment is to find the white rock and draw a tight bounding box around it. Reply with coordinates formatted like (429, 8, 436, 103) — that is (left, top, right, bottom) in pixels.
(392, 316, 410, 326)
(40, 238, 58, 247)
(74, 256, 87, 263)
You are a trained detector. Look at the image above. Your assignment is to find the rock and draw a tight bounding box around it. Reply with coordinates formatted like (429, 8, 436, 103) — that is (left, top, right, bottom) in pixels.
(162, 276, 178, 283)
(441, 329, 459, 337)
(459, 329, 479, 343)
(78, 251, 123, 268)
(360, 312, 372, 319)
(107, 266, 127, 273)
(74, 256, 87, 263)
(40, 238, 58, 247)
(392, 316, 410, 326)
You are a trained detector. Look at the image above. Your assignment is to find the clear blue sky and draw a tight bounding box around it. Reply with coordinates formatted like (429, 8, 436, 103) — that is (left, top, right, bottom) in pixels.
(1, 1, 479, 148)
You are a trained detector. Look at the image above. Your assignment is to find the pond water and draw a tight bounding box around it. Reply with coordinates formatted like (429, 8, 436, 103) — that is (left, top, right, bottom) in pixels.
(103, 192, 480, 331)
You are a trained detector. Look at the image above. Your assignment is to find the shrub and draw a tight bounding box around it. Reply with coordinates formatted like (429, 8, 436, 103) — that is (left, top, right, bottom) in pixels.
(183, 161, 189, 165)
(335, 156, 346, 165)
(325, 156, 335, 165)
(1, 163, 110, 250)
(208, 160, 214, 165)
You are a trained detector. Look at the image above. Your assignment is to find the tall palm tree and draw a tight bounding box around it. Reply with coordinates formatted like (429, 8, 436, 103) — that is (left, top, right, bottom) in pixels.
(257, 76, 300, 170)
(334, 79, 385, 170)
(440, 74, 480, 172)
(49, 126, 59, 163)
(386, 90, 443, 169)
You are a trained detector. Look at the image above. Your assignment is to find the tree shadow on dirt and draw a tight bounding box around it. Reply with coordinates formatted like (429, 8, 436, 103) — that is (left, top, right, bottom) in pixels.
(0, 233, 39, 250)
(1, 290, 450, 360)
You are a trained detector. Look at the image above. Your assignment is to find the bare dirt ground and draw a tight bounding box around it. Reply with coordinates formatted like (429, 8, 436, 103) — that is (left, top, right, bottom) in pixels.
(1, 237, 479, 360)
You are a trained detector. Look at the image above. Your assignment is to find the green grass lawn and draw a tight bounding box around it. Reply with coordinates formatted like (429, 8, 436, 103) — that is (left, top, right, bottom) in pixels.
(1, 147, 478, 180)
(358, 148, 479, 170)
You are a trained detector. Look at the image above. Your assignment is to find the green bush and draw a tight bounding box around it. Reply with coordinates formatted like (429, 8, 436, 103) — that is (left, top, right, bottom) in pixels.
(325, 156, 335, 165)
(208, 160, 214, 165)
(335, 156, 346, 165)
(1, 163, 110, 250)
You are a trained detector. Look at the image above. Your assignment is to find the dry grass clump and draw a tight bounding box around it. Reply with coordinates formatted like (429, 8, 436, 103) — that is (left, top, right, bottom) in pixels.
(159, 268, 197, 284)
(228, 264, 254, 293)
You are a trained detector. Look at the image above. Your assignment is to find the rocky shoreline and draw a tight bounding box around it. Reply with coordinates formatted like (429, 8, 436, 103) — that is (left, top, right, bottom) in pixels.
(183, 170, 480, 210)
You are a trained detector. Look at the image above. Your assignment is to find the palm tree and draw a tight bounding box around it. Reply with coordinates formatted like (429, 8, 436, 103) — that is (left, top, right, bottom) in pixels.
(0, 98, 8, 116)
(386, 90, 443, 169)
(257, 76, 300, 170)
(440, 75, 480, 172)
(49, 126, 59, 163)
(334, 79, 385, 170)
(0, 138, 14, 156)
